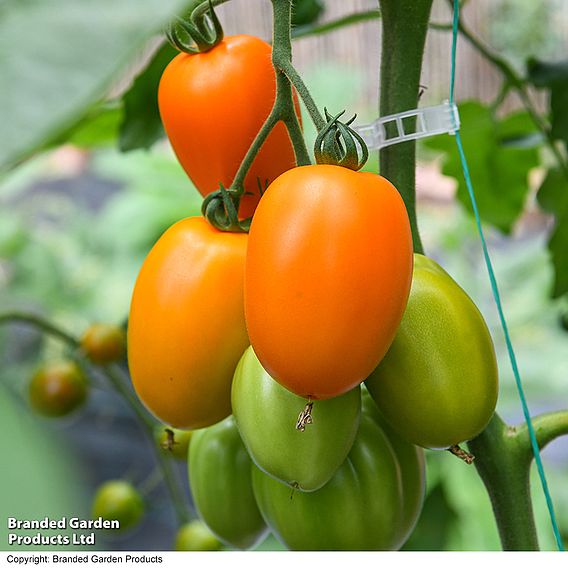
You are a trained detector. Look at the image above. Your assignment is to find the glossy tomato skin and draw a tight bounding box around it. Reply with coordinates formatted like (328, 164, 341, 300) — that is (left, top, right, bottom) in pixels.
(29, 361, 88, 418)
(175, 521, 223, 551)
(189, 416, 268, 550)
(232, 346, 361, 492)
(91, 480, 144, 532)
(81, 323, 126, 364)
(245, 164, 413, 400)
(366, 254, 499, 449)
(158, 35, 299, 218)
(128, 217, 248, 429)
(362, 391, 425, 547)
(252, 394, 424, 550)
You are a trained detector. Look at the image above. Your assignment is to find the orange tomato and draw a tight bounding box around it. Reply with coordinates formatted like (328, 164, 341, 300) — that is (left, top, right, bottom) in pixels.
(245, 165, 413, 400)
(158, 35, 300, 218)
(80, 323, 126, 365)
(128, 217, 248, 429)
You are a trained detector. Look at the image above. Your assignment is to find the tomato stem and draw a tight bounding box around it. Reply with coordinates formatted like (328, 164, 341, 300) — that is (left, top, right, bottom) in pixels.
(467, 413, 540, 550)
(202, 0, 313, 232)
(277, 59, 326, 132)
(166, 0, 224, 55)
(378, 0, 433, 254)
(0, 311, 191, 526)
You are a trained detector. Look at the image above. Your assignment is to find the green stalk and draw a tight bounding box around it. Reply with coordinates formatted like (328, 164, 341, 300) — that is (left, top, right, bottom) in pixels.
(468, 409, 568, 550)
(467, 414, 539, 550)
(230, 0, 313, 193)
(378, 0, 433, 254)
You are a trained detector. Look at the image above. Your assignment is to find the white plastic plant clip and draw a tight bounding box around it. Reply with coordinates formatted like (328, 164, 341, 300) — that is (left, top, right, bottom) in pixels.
(353, 101, 460, 151)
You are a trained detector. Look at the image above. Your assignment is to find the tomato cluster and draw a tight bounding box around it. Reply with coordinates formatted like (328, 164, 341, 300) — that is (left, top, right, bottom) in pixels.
(126, 27, 499, 551)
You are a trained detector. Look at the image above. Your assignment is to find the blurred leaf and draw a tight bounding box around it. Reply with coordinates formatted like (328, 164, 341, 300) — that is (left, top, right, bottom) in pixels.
(0, 387, 88, 550)
(92, 149, 201, 253)
(537, 168, 568, 298)
(527, 58, 568, 146)
(291, 10, 380, 40)
(402, 482, 459, 551)
(0, 214, 27, 257)
(537, 168, 568, 215)
(66, 106, 122, 148)
(424, 102, 539, 234)
(0, 0, 188, 171)
(527, 58, 568, 86)
(291, 0, 324, 28)
(119, 42, 177, 152)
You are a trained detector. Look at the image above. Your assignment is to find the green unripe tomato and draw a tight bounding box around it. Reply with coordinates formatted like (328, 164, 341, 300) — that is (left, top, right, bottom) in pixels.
(154, 425, 192, 460)
(252, 397, 416, 550)
(189, 416, 268, 550)
(29, 360, 87, 417)
(291, 0, 324, 26)
(232, 346, 361, 492)
(366, 254, 499, 449)
(91, 480, 144, 531)
(361, 391, 425, 547)
(80, 323, 126, 364)
(175, 521, 223, 551)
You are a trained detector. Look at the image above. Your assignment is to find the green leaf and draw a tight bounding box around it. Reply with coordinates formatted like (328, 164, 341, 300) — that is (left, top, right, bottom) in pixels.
(0, 0, 187, 171)
(527, 58, 568, 146)
(291, 0, 324, 28)
(536, 168, 568, 298)
(119, 42, 177, 152)
(424, 102, 540, 234)
(537, 168, 568, 215)
(65, 106, 123, 149)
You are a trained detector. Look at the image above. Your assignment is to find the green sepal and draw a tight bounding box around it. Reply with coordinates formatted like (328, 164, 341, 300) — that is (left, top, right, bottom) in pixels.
(314, 108, 368, 171)
(202, 184, 250, 233)
(166, 0, 224, 55)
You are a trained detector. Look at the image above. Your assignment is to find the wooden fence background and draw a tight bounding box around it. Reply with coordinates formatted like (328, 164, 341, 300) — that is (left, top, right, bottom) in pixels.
(212, 0, 567, 115)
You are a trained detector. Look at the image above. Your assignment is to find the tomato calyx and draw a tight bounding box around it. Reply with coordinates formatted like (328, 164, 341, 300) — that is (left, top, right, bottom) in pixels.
(448, 444, 475, 464)
(295, 399, 314, 432)
(202, 184, 251, 233)
(166, 0, 223, 55)
(314, 108, 368, 171)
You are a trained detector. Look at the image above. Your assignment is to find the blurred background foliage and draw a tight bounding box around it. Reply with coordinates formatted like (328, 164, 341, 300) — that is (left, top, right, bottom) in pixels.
(0, 0, 567, 552)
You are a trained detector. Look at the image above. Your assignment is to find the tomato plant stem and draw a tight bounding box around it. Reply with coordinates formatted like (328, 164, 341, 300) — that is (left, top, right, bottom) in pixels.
(0, 311, 190, 526)
(230, 0, 311, 193)
(467, 414, 540, 550)
(278, 60, 326, 131)
(517, 410, 568, 459)
(378, 0, 433, 255)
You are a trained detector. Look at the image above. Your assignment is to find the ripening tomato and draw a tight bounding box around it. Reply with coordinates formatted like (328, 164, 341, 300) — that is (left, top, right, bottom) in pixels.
(362, 391, 425, 547)
(245, 164, 413, 400)
(175, 521, 223, 551)
(80, 323, 126, 365)
(232, 346, 361, 492)
(158, 35, 300, 218)
(128, 217, 248, 429)
(29, 360, 87, 418)
(252, 391, 425, 550)
(91, 480, 144, 532)
(189, 416, 268, 550)
(365, 254, 499, 449)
